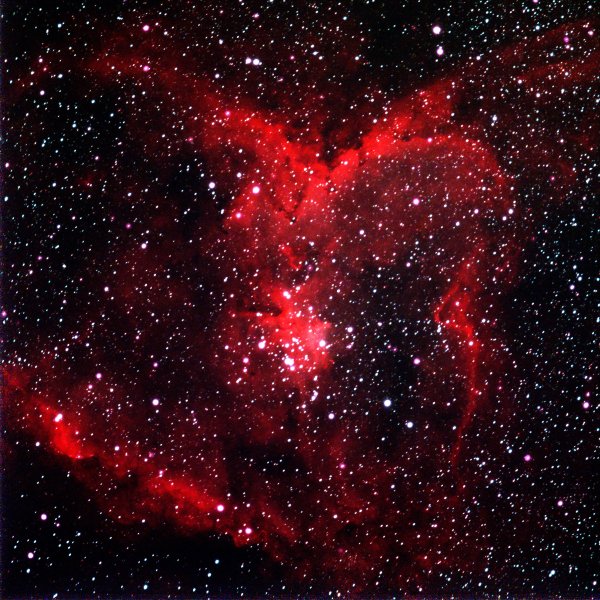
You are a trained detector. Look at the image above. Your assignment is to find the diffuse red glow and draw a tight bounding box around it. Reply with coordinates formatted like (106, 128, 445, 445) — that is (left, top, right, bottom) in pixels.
(5, 20, 598, 590)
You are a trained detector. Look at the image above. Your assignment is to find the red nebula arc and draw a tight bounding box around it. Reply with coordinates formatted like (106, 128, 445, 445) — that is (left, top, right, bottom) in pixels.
(5, 20, 598, 590)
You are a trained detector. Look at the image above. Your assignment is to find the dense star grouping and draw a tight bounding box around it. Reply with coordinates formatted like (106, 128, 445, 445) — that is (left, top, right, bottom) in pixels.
(2, 0, 598, 597)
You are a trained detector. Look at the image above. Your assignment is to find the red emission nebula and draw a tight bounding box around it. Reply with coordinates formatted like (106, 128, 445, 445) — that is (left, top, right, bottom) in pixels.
(5, 16, 599, 593)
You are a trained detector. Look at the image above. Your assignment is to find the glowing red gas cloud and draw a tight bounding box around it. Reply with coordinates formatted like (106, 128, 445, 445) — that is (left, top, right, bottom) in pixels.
(5, 19, 598, 591)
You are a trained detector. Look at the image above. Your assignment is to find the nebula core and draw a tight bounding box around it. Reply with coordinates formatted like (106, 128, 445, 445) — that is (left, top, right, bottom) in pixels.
(3, 1, 599, 597)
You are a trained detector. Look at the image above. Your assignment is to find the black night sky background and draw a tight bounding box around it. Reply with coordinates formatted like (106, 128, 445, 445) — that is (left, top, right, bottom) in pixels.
(2, 0, 598, 598)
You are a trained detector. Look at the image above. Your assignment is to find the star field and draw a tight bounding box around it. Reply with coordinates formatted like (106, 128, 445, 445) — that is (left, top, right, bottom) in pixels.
(2, 0, 599, 597)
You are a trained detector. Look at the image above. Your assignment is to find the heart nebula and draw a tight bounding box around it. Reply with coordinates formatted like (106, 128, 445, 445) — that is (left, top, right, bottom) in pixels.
(4, 13, 598, 596)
